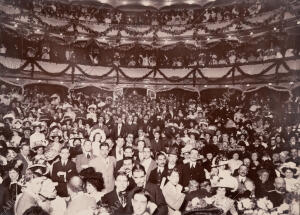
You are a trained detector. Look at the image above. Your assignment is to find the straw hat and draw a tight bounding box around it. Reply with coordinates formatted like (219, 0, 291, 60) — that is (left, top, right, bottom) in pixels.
(279, 162, 299, 176)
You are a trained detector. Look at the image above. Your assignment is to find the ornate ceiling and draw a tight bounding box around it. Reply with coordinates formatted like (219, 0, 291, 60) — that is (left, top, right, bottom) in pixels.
(31, 0, 240, 10)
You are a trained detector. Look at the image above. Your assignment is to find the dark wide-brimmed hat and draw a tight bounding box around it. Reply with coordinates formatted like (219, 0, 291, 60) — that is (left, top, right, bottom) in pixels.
(28, 163, 49, 176)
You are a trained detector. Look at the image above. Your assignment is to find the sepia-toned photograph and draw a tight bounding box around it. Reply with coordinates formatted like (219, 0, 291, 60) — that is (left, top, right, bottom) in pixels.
(0, 0, 299, 215)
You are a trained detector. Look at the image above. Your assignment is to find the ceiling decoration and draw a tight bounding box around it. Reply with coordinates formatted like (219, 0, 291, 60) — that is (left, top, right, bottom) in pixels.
(0, 0, 299, 90)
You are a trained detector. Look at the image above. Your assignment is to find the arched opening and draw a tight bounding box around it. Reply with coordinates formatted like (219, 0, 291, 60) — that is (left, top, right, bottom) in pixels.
(244, 86, 291, 124)
(24, 83, 69, 99)
(156, 88, 199, 102)
(123, 87, 147, 97)
(200, 88, 242, 105)
(0, 79, 22, 94)
(71, 86, 113, 97)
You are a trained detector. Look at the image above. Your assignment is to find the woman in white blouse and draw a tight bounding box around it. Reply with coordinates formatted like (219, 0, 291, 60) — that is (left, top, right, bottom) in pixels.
(162, 168, 185, 215)
(279, 162, 299, 192)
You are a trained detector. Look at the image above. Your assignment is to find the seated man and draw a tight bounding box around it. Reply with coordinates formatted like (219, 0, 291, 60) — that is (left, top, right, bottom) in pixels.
(102, 172, 130, 212)
(115, 187, 156, 215)
(255, 169, 274, 198)
(148, 152, 168, 187)
(267, 177, 287, 207)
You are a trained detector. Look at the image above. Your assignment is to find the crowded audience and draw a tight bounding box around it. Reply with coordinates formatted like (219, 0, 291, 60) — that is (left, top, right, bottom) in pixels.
(0, 81, 299, 215)
(3, 0, 268, 26)
(0, 38, 299, 69)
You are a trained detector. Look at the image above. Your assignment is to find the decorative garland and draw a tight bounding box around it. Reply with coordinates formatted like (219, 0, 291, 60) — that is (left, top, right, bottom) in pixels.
(197, 67, 234, 83)
(242, 85, 293, 99)
(0, 56, 298, 85)
(34, 62, 71, 76)
(75, 65, 115, 79)
(235, 63, 278, 80)
(0, 6, 290, 39)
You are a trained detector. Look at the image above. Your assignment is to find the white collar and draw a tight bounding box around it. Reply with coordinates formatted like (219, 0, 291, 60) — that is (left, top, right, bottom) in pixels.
(239, 176, 246, 180)
(158, 167, 164, 172)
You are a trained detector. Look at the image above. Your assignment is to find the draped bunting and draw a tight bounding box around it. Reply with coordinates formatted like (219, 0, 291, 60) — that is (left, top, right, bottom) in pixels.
(0, 56, 299, 84)
(242, 85, 293, 99)
(0, 3, 292, 42)
(0, 56, 27, 69)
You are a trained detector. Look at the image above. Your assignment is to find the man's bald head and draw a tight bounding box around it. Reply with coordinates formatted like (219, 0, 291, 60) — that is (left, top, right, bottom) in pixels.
(274, 177, 286, 192)
(67, 176, 83, 194)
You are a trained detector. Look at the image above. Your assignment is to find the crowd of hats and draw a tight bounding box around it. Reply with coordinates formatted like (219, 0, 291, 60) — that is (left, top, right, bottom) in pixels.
(0, 75, 299, 214)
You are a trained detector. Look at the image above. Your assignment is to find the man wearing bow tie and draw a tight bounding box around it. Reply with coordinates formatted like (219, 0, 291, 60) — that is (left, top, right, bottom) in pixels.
(102, 172, 130, 212)
(180, 148, 206, 189)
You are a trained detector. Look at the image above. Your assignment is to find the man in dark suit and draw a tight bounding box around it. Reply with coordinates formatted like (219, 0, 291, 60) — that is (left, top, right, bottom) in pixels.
(148, 152, 168, 187)
(75, 140, 95, 173)
(115, 147, 138, 175)
(125, 164, 168, 215)
(110, 137, 125, 161)
(180, 148, 206, 189)
(267, 177, 287, 207)
(92, 115, 110, 137)
(102, 172, 130, 212)
(51, 147, 78, 197)
(124, 116, 138, 138)
(255, 169, 274, 198)
(138, 115, 151, 136)
(112, 117, 126, 140)
(16, 144, 31, 176)
(104, 113, 114, 131)
(150, 131, 165, 155)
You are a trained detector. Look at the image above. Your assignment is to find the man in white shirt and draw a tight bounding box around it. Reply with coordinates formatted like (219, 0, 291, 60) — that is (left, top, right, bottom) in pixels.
(233, 165, 254, 198)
